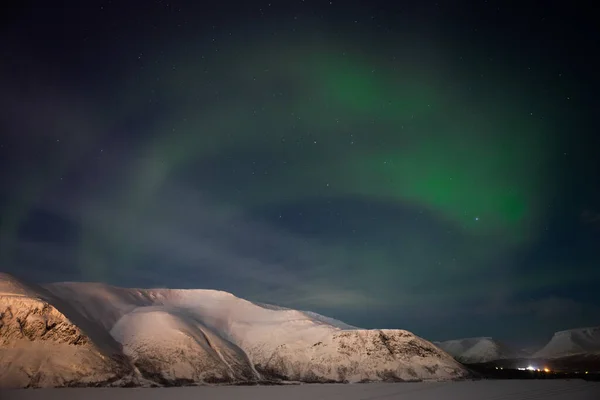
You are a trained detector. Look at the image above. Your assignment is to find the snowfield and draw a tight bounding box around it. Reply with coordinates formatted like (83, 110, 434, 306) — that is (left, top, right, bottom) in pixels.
(2, 380, 598, 400)
(0, 273, 468, 388)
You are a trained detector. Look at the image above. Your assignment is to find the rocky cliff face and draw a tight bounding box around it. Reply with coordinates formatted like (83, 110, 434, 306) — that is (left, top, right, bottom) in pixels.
(0, 297, 86, 345)
(0, 295, 130, 388)
(250, 329, 466, 383)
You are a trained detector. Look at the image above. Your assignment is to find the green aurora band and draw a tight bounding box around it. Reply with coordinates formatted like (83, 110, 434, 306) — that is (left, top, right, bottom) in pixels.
(116, 39, 554, 237)
(2, 34, 559, 294)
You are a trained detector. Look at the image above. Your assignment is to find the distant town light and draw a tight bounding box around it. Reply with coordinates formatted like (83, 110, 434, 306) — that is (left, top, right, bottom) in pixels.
(543, 368, 550, 373)
(526, 366, 536, 371)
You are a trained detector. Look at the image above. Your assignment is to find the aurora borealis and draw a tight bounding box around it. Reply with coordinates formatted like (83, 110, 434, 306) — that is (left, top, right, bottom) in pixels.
(1, 1, 598, 345)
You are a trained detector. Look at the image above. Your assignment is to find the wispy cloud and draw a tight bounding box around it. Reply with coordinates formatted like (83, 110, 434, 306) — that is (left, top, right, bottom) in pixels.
(6, 181, 377, 311)
(581, 209, 600, 228)
(520, 296, 591, 319)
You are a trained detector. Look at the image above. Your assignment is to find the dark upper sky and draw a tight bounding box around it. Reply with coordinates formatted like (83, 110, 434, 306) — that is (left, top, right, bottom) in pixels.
(1, 0, 598, 346)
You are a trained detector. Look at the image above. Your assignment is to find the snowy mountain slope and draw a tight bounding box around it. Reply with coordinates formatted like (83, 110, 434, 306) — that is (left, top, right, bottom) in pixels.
(249, 329, 467, 382)
(300, 310, 359, 330)
(46, 282, 469, 382)
(533, 326, 600, 359)
(0, 275, 130, 388)
(38, 284, 277, 384)
(1, 274, 470, 387)
(110, 306, 259, 384)
(434, 337, 518, 363)
(43, 282, 156, 332)
(253, 302, 359, 330)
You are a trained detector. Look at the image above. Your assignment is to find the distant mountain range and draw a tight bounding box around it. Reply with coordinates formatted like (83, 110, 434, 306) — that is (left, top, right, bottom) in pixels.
(533, 327, 600, 359)
(0, 273, 468, 388)
(436, 326, 600, 365)
(434, 337, 525, 364)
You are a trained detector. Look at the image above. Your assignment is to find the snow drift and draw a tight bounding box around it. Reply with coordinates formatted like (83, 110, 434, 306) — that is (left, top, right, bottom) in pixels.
(533, 326, 600, 359)
(0, 273, 468, 388)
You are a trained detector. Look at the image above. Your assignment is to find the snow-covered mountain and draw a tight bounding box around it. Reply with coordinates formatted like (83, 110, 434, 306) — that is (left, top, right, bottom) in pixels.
(533, 326, 600, 359)
(434, 337, 519, 364)
(0, 273, 468, 388)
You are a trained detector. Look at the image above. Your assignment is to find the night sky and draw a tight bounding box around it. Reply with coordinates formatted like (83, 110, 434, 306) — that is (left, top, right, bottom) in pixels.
(1, 0, 598, 346)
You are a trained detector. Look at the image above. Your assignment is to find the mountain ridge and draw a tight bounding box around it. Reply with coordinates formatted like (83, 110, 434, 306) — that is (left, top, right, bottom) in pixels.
(0, 273, 468, 388)
(436, 326, 600, 365)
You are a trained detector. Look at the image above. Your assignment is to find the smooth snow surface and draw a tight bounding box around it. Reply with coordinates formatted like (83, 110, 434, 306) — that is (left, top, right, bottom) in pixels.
(435, 337, 518, 363)
(534, 327, 600, 359)
(2, 380, 598, 400)
(0, 274, 467, 387)
(251, 302, 359, 330)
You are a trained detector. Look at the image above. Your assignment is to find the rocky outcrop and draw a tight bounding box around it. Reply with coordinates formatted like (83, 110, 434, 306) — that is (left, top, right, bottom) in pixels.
(0, 295, 130, 388)
(249, 329, 467, 383)
(0, 297, 88, 346)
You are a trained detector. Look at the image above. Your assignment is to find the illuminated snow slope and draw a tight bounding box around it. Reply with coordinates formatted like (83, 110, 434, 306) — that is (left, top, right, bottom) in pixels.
(0, 273, 468, 388)
(533, 327, 600, 359)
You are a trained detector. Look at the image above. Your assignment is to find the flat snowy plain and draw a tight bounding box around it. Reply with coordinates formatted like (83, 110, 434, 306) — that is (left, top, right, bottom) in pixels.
(2, 380, 599, 400)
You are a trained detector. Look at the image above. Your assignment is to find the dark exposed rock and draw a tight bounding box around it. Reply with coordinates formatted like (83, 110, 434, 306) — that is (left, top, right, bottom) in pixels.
(0, 300, 88, 346)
